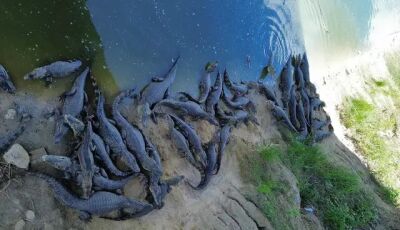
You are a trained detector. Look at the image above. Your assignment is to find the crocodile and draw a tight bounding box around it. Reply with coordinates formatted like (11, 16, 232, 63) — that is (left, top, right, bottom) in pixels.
(222, 88, 252, 110)
(288, 86, 298, 129)
(223, 70, 248, 96)
(23, 60, 82, 84)
(300, 87, 311, 123)
(279, 55, 295, 109)
(311, 118, 331, 131)
(169, 122, 197, 166)
(294, 65, 305, 89)
(188, 135, 218, 190)
(0, 64, 16, 93)
(112, 89, 164, 207)
(34, 173, 153, 221)
(0, 123, 26, 153)
(153, 99, 218, 125)
(54, 68, 89, 143)
(255, 82, 279, 105)
(313, 130, 332, 142)
(270, 103, 297, 132)
(63, 114, 85, 137)
(92, 174, 134, 191)
(300, 53, 310, 84)
(96, 93, 140, 173)
(296, 99, 309, 139)
(310, 98, 326, 110)
(214, 125, 232, 174)
(217, 108, 259, 126)
(41, 155, 80, 180)
(205, 71, 223, 116)
(198, 65, 216, 104)
(77, 121, 96, 199)
(169, 115, 207, 167)
(91, 132, 130, 177)
(139, 57, 179, 108)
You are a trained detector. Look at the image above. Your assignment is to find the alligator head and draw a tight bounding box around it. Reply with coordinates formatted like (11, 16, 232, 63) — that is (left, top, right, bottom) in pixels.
(23, 67, 48, 80)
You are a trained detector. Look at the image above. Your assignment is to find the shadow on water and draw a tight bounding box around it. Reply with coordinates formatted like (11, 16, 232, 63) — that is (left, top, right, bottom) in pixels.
(0, 0, 118, 97)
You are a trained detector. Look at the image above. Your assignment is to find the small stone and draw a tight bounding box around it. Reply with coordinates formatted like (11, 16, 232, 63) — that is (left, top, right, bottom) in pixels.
(25, 210, 35, 221)
(3, 144, 30, 169)
(5, 109, 17, 120)
(14, 220, 25, 230)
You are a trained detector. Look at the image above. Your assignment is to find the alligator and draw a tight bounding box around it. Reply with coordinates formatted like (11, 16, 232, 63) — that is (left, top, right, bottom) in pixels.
(300, 53, 310, 84)
(169, 122, 197, 166)
(145, 175, 184, 209)
(77, 121, 96, 199)
(310, 98, 326, 110)
(188, 135, 218, 190)
(214, 125, 232, 174)
(270, 103, 297, 132)
(41, 155, 80, 180)
(139, 57, 179, 108)
(92, 174, 134, 191)
(294, 65, 305, 89)
(223, 70, 248, 96)
(112, 89, 164, 207)
(153, 99, 218, 125)
(222, 88, 252, 110)
(0, 123, 26, 153)
(311, 118, 331, 131)
(279, 55, 295, 109)
(296, 99, 309, 139)
(96, 93, 140, 173)
(91, 132, 130, 177)
(34, 173, 153, 221)
(0, 64, 16, 93)
(254, 82, 279, 105)
(54, 68, 89, 143)
(63, 114, 85, 137)
(23, 60, 82, 84)
(288, 86, 298, 129)
(169, 115, 207, 168)
(299, 87, 311, 123)
(205, 71, 223, 116)
(197, 68, 213, 104)
(216, 107, 259, 126)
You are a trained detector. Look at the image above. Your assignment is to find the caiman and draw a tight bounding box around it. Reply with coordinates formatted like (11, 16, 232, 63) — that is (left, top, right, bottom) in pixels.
(0, 64, 16, 93)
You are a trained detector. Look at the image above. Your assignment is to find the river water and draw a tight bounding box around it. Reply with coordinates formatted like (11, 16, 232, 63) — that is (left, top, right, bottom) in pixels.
(0, 0, 398, 96)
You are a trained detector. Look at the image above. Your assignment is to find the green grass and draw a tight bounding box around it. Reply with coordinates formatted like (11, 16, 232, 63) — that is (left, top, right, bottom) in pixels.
(240, 142, 377, 229)
(341, 98, 400, 206)
(0, 0, 118, 96)
(385, 52, 400, 88)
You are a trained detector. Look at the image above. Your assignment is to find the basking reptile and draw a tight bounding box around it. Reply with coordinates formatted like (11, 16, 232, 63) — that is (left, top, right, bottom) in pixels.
(223, 70, 248, 96)
(91, 132, 130, 177)
(63, 114, 85, 137)
(96, 93, 140, 173)
(288, 86, 298, 129)
(299, 87, 311, 123)
(54, 68, 89, 143)
(23, 60, 82, 84)
(153, 99, 218, 125)
(188, 135, 218, 190)
(296, 99, 309, 139)
(0, 64, 16, 93)
(222, 88, 253, 111)
(300, 53, 310, 84)
(205, 71, 223, 116)
(0, 123, 26, 153)
(169, 122, 197, 166)
(216, 107, 259, 126)
(313, 130, 332, 142)
(269, 102, 297, 132)
(112, 89, 164, 207)
(169, 115, 207, 168)
(279, 56, 295, 109)
(34, 173, 153, 221)
(310, 98, 326, 110)
(214, 125, 232, 174)
(198, 62, 217, 103)
(255, 82, 279, 105)
(92, 174, 134, 191)
(139, 57, 179, 108)
(77, 121, 96, 199)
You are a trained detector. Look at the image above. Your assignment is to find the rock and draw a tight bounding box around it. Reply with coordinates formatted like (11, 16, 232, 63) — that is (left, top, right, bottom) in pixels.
(30, 147, 47, 170)
(25, 210, 35, 222)
(3, 144, 30, 169)
(5, 109, 17, 120)
(14, 220, 25, 230)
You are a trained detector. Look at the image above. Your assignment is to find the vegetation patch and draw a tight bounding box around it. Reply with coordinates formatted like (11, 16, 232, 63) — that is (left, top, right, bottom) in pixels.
(341, 97, 400, 206)
(240, 141, 377, 229)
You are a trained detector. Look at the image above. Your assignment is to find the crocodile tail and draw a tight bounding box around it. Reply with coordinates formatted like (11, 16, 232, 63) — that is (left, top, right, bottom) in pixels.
(186, 165, 210, 190)
(30, 173, 79, 209)
(89, 73, 101, 106)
